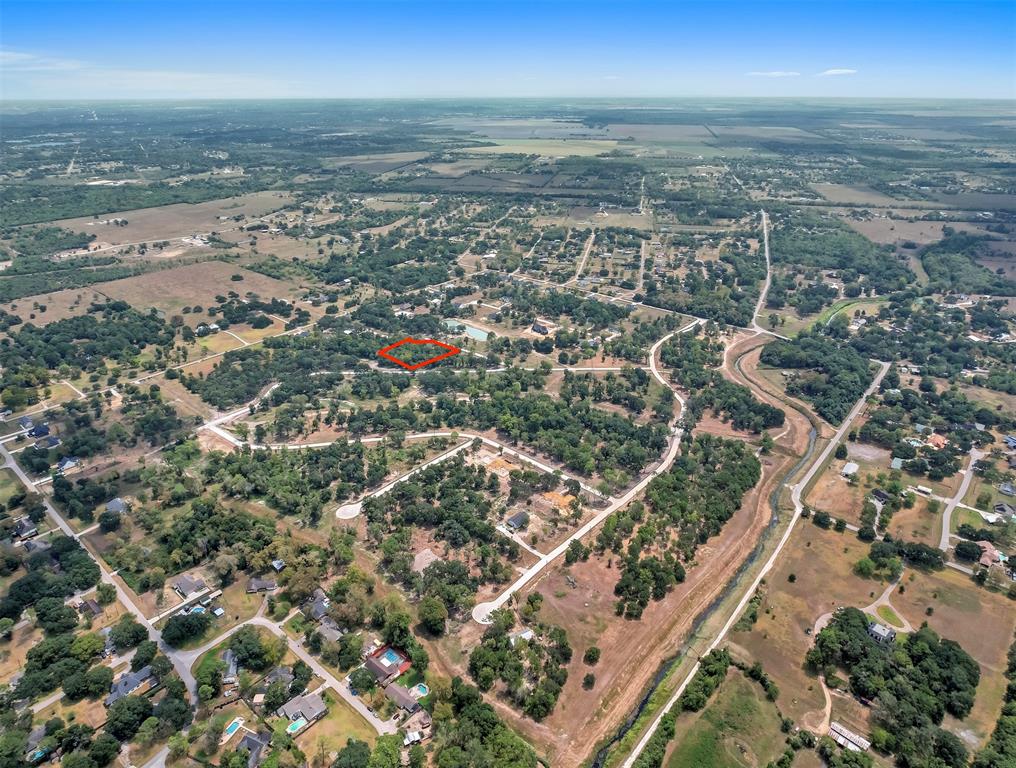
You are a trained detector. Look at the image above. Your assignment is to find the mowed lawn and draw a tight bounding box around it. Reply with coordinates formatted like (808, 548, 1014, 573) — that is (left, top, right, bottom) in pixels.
(665, 670, 785, 768)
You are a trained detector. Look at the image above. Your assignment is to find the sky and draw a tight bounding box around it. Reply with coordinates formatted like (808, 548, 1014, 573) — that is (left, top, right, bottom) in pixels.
(1, 0, 1014, 100)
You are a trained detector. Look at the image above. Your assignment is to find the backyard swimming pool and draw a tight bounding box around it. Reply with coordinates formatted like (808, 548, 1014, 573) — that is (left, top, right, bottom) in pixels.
(286, 718, 307, 735)
(220, 717, 244, 745)
(443, 319, 488, 341)
(413, 683, 429, 699)
(380, 648, 402, 666)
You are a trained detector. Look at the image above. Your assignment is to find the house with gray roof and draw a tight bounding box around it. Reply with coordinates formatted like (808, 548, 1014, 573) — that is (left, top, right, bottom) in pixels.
(278, 692, 327, 722)
(171, 573, 206, 599)
(105, 665, 154, 706)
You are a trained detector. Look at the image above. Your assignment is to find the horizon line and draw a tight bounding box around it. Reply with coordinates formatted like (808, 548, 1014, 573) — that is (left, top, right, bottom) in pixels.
(2, 95, 1015, 103)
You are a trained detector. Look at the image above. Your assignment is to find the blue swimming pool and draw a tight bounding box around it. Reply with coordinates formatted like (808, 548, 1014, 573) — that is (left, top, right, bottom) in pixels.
(286, 718, 307, 734)
(224, 721, 241, 737)
(381, 648, 402, 666)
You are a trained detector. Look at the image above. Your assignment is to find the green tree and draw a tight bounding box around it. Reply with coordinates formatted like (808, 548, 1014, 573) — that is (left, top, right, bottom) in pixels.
(418, 596, 448, 636)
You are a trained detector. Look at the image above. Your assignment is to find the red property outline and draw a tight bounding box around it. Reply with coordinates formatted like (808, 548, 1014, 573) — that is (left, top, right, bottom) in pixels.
(377, 337, 461, 370)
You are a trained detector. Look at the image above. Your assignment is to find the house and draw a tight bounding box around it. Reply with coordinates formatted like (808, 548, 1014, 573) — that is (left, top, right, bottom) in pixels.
(871, 489, 892, 504)
(385, 683, 421, 713)
(0, 409, 12, 422)
(36, 436, 61, 450)
(27, 424, 50, 439)
(867, 621, 896, 645)
(56, 456, 79, 473)
(235, 731, 271, 768)
(403, 731, 424, 747)
(223, 649, 239, 684)
(1008, 455, 1016, 470)
(17, 416, 34, 430)
(531, 321, 550, 335)
(278, 692, 327, 722)
(106, 665, 154, 706)
(1003, 435, 1016, 450)
(303, 588, 330, 621)
(246, 577, 277, 593)
(263, 665, 295, 688)
(841, 462, 859, 478)
(12, 516, 38, 540)
(978, 540, 1001, 568)
(317, 616, 344, 643)
(79, 598, 102, 618)
(270, 559, 286, 572)
(412, 548, 440, 574)
(830, 721, 871, 752)
(171, 573, 206, 599)
(926, 433, 949, 451)
(506, 511, 529, 531)
(23, 538, 51, 555)
(1000, 483, 1016, 498)
(890, 457, 904, 471)
(364, 646, 411, 686)
(105, 498, 128, 514)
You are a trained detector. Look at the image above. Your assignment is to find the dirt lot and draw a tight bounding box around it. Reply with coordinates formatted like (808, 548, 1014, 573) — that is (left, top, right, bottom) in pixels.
(51, 191, 292, 245)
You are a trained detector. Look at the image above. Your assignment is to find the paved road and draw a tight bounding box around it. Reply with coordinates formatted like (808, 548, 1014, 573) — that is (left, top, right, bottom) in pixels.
(938, 447, 985, 551)
(752, 209, 772, 333)
(0, 443, 197, 698)
(471, 318, 704, 623)
(620, 360, 889, 768)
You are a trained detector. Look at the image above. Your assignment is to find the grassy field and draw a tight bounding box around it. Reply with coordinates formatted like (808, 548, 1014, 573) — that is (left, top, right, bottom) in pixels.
(98, 260, 303, 317)
(52, 191, 291, 244)
(664, 670, 785, 768)
(876, 604, 905, 628)
(728, 525, 880, 725)
(0, 467, 21, 507)
(893, 566, 1016, 746)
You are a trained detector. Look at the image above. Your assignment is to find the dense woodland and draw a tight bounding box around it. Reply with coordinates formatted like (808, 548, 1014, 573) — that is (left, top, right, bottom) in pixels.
(761, 330, 874, 423)
(606, 435, 761, 618)
(661, 331, 785, 433)
(807, 607, 978, 768)
(467, 606, 572, 721)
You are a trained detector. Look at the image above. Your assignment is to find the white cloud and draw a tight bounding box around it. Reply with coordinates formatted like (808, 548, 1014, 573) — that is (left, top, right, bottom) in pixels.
(0, 49, 298, 98)
(747, 71, 800, 78)
(817, 68, 858, 76)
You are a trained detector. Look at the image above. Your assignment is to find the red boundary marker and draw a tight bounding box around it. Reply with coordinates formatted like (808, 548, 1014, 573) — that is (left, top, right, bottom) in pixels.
(377, 337, 461, 370)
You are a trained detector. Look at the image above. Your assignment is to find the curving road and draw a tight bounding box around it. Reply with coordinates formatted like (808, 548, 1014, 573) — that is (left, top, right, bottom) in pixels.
(619, 360, 889, 768)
